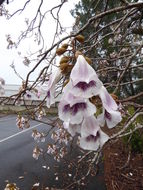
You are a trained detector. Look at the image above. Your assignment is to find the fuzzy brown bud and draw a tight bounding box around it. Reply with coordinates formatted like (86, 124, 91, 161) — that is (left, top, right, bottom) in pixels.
(60, 62, 69, 72)
(85, 56, 92, 64)
(60, 63, 73, 75)
(75, 35, 85, 43)
(56, 47, 66, 56)
(61, 43, 69, 49)
(75, 51, 83, 59)
(60, 56, 70, 64)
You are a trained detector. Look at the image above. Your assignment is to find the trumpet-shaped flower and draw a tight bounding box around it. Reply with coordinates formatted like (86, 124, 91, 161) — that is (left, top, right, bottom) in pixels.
(58, 92, 96, 124)
(70, 55, 103, 98)
(97, 108, 122, 128)
(45, 68, 61, 108)
(98, 86, 122, 128)
(79, 116, 109, 151)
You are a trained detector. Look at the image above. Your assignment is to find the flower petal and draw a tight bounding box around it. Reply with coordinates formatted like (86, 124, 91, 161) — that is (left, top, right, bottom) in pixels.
(58, 94, 96, 124)
(99, 86, 118, 111)
(45, 68, 61, 108)
(79, 116, 100, 151)
(63, 122, 81, 136)
(70, 55, 102, 98)
(99, 129, 109, 147)
(81, 116, 100, 137)
(97, 112, 105, 127)
(105, 109, 122, 128)
(79, 136, 100, 151)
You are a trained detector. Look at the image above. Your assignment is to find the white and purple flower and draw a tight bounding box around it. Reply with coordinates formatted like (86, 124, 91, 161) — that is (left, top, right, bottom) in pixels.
(58, 92, 96, 124)
(79, 116, 109, 151)
(69, 55, 103, 98)
(98, 86, 122, 128)
(97, 108, 122, 129)
(42, 68, 61, 108)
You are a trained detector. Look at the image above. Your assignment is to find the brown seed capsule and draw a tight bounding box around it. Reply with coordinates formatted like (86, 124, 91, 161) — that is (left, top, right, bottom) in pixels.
(56, 47, 66, 56)
(60, 56, 70, 64)
(85, 56, 92, 64)
(61, 43, 69, 49)
(75, 35, 85, 43)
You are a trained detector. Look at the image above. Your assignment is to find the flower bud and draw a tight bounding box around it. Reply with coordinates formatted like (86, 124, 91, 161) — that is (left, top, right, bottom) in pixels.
(60, 62, 69, 71)
(56, 47, 66, 56)
(75, 35, 85, 43)
(61, 43, 68, 49)
(60, 56, 70, 64)
(85, 56, 92, 64)
(75, 51, 82, 59)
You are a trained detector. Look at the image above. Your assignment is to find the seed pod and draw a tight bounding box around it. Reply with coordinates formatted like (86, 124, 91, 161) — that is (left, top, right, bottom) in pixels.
(56, 47, 66, 56)
(85, 56, 92, 64)
(75, 35, 85, 43)
(61, 43, 69, 49)
(60, 56, 70, 64)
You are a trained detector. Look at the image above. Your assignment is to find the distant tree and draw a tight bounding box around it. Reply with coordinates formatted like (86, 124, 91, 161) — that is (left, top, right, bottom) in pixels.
(71, 0, 143, 97)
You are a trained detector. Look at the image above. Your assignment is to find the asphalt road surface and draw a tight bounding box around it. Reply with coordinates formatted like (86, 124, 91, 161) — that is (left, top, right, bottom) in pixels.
(0, 114, 106, 190)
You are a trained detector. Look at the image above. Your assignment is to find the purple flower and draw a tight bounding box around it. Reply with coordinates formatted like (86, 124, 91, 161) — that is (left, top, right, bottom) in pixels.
(58, 93, 96, 124)
(79, 116, 109, 151)
(45, 68, 61, 108)
(98, 86, 122, 128)
(97, 108, 122, 128)
(69, 55, 103, 98)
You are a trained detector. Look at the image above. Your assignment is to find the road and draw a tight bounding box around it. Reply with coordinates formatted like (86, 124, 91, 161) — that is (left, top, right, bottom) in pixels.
(0, 114, 106, 190)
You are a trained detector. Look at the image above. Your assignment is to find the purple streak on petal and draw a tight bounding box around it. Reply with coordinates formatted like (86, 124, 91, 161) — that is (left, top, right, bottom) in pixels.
(63, 102, 87, 115)
(86, 131, 100, 142)
(63, 104, 71, 113)
(105, 110, 112, 120)
(47, 91, 50, 98)
(71, 102, 87, 115)
(75, 80, 96, 91)
(26, 93, 31, 98)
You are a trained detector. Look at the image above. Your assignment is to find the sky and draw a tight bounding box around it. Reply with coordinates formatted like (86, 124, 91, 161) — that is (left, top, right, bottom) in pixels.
(0, 0, 79, 85)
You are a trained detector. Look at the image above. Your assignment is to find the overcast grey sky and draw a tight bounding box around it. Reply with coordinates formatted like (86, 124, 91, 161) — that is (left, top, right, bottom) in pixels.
(0, 0, 79, 85)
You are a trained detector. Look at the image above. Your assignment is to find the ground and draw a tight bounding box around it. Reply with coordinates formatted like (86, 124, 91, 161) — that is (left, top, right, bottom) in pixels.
(103, 138, 143, 190)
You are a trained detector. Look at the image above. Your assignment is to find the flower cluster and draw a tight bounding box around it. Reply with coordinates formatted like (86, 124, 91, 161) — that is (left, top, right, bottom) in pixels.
(4, 183, 19, 190)
(32, 146, 43, 160)
(16, 115, 30, 129)
(51, 125, 72, 145)
(34, 107, 46, 120)
(46, 55, 122, 151)
(47, 144, 67, 162)
(32, 129, 45, 143)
